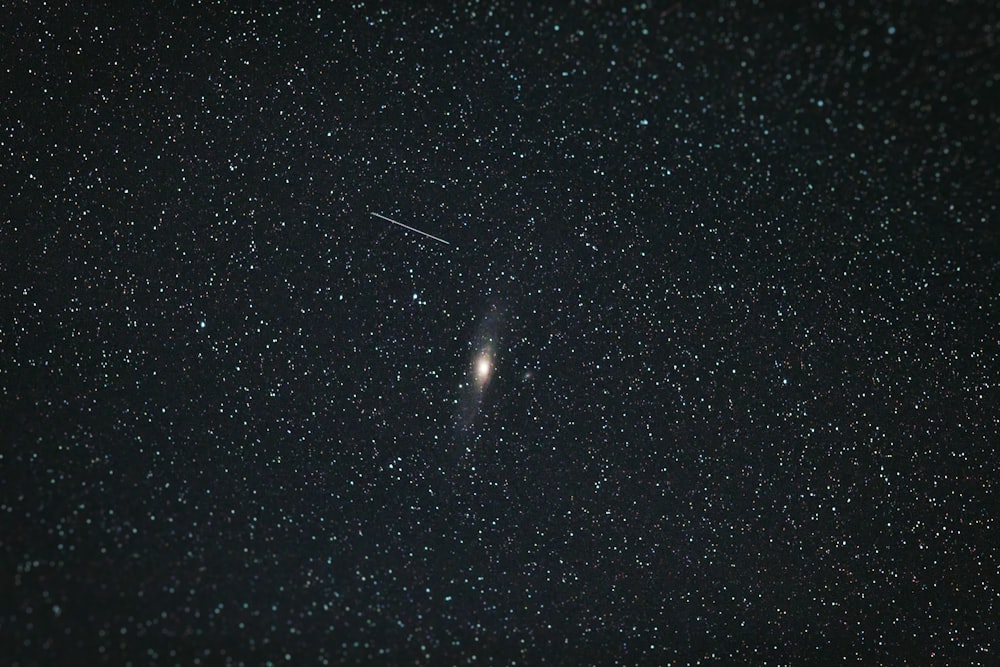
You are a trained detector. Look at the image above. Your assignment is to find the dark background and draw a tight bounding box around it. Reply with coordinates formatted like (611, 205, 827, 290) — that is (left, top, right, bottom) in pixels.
(2, 1, 997, 664)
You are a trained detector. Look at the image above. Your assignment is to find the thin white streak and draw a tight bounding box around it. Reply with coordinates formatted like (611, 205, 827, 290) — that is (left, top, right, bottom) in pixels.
(371, 212, 451, 245)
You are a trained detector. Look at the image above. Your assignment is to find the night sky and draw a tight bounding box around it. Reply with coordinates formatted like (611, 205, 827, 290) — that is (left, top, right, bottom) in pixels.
(2, 1, 998, 665)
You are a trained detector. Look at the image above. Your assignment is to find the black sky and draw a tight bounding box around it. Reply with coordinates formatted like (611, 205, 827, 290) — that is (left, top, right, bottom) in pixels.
(2, 1, 998, 664)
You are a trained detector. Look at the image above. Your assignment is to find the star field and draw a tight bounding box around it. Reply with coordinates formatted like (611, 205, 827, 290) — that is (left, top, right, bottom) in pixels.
(2, 1, 998, 665)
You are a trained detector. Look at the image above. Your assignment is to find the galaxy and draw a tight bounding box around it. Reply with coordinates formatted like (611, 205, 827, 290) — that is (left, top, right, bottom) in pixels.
(2, 1, 998, 665)
(454, 304, 502, 438)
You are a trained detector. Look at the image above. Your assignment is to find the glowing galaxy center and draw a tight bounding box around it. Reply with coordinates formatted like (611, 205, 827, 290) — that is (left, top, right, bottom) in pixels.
(475, 354, 492, 383)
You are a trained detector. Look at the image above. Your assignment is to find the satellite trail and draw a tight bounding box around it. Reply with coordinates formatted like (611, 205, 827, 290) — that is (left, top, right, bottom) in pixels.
(371, 212, 451, 245)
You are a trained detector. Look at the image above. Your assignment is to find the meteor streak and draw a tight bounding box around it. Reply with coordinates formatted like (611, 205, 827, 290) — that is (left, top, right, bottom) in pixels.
(371, 212, 451, 245)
